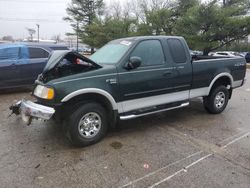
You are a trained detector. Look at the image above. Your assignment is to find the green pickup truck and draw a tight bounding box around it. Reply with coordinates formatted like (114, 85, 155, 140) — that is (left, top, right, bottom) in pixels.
(11, 36, 247, 146)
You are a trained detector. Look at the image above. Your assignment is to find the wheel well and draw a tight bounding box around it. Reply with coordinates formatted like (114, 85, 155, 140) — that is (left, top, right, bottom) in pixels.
(60, 93, 118, 127)
(212, 76, 231, 88)
(210, 76, 232, 98)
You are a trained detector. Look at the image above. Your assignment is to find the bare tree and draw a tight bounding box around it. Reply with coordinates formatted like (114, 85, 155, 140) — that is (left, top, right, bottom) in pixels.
(109, 1, 122, 18)
(26, 28, 36, 41)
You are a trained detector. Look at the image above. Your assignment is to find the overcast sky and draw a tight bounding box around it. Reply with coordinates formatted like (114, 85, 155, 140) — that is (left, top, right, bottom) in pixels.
(0, 0, 73, 39)
(0, 0, 120, 39)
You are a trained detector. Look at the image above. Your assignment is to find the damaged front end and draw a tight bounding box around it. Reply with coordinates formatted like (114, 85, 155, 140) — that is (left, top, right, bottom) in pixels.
(9, 50, 101, 125)
(40, 50, 101, 83)
(10, 100, 55, 125)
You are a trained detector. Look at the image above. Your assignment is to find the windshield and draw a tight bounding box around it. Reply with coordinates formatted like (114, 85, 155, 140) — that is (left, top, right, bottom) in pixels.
(89, 43, 131, 64)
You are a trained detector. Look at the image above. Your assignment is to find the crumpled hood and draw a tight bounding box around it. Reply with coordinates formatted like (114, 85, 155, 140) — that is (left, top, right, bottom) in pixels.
(43, 50, 101, 74)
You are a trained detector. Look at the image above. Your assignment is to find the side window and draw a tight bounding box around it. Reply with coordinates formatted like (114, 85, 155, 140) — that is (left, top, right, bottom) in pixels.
(0, 47, 19, 61)
(168, 39, 187, 63)
(130, 40, 164, 66)
(28, 47, 49, 59)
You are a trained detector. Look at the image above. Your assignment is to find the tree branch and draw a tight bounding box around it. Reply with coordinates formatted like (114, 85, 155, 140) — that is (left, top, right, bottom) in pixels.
(211, 34, 249, 51)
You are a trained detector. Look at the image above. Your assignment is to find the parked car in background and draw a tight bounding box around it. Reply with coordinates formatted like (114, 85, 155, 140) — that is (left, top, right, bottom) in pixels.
(190, 50, 203, 56)
(0, 43, 68, 90)
(209, 51, 242, 57)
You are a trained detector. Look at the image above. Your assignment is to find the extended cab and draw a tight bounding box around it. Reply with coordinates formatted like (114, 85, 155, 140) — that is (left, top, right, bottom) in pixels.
(11, 36, 247, 146)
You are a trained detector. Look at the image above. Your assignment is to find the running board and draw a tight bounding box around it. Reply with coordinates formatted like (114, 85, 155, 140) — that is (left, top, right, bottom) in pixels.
(120, 102, 189, 120)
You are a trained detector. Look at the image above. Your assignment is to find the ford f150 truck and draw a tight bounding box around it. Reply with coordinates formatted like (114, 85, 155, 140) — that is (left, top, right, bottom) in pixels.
(10, 36, 246, 146)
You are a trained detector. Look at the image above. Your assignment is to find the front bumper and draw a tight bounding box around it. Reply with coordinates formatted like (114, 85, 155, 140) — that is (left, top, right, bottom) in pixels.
(11, 100, 55, 124)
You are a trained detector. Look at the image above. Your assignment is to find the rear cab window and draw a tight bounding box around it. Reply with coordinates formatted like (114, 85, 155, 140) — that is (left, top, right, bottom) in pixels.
(167, 38, 187, 64)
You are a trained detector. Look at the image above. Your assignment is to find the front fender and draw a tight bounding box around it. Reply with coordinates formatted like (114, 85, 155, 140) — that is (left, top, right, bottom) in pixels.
(61, 88, 118, 111)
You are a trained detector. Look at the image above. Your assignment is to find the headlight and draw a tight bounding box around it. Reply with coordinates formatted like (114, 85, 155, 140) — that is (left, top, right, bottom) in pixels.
(34, 85, 54, 100)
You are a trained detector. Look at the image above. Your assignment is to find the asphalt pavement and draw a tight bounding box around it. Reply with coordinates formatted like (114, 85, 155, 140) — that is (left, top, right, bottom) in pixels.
(0, 70, 249, 188)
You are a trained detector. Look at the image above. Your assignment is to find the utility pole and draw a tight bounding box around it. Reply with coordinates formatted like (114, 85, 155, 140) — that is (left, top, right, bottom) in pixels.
(36, 24, 40, 43)
(76, 21, 79, 52)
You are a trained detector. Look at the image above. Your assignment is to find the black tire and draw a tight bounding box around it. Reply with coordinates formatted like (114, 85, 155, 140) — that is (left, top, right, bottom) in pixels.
(65, 102, 108, 147)
(203, 85, 229, 114)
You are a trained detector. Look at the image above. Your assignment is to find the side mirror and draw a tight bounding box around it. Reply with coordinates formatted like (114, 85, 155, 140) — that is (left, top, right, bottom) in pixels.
(125, 56, 142, 70)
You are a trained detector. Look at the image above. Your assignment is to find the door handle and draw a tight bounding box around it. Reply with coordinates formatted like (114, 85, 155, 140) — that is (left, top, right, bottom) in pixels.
(163, 71, 172, 76)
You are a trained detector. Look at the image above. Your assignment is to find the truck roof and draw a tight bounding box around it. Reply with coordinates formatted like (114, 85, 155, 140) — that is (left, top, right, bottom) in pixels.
(111, 35, 184, 42)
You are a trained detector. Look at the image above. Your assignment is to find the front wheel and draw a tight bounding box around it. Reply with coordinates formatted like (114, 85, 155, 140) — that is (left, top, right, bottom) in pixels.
(65, 102, 108, 147)
(203, 85, 229, 114)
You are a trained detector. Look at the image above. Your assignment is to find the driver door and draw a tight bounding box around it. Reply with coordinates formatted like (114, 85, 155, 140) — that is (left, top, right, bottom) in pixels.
(117, 39, 176, 113)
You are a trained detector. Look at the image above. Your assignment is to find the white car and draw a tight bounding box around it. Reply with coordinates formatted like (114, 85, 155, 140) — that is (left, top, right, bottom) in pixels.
(209, 51, 242, 57)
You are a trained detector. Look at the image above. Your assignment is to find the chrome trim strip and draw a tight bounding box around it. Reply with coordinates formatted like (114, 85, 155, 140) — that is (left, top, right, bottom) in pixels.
(118, 67, 175, 75)
(61, 88, 118, 110)
(120, 102, 189, 120)
(53, 73, 117, 85)
(124, 84, 190, 97)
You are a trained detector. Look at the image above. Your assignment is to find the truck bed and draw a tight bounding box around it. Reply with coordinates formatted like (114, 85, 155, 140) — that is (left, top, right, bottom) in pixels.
(191, 56, 246, 97)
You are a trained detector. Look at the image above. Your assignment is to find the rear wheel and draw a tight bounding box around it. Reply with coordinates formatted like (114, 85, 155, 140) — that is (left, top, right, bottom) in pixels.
(203, 85, 229, 114)
(65, 102, 108, 147)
